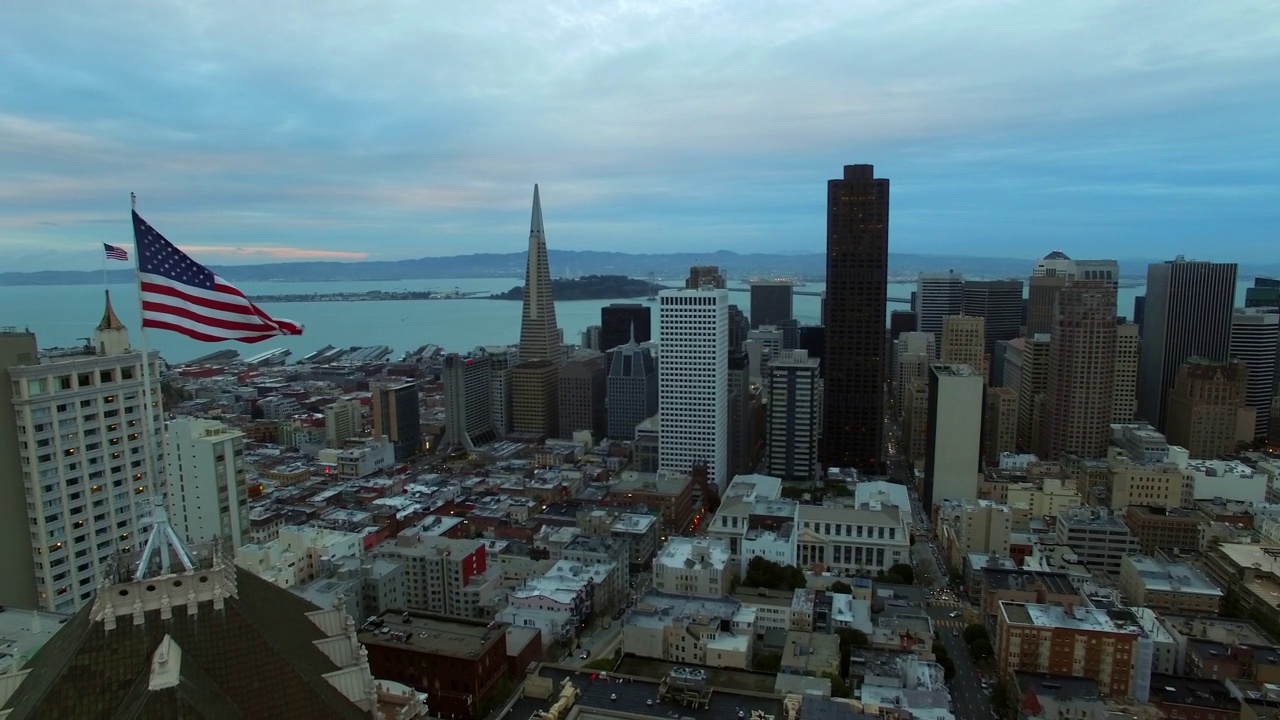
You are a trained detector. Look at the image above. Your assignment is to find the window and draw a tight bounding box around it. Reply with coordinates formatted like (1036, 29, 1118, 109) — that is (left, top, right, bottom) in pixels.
(77, 373, 92, 387)
(99, 370, 113, 383)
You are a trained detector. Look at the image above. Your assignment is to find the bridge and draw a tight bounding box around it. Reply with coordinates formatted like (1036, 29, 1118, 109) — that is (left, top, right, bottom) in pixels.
(724, 285, 910, 304)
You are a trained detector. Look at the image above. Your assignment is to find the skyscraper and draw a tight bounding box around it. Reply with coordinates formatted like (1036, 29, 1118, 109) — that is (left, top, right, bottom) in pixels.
(324, 397, 362, 446)
(371, 381, 421, 461)
(750, 280, 794, 329)
(1113, 322, 1140, 425)
(1040, 281, 1117, 459)
(941, 315, 987, 379)
(1164, 358, 1253, 458)
(685, 266, 726, 290)
(2, 294, 163, 613)
(606, 333, 657, 441)
(487, 346, 518, 438)
(924, 364, 983, 507)
(1245, 277, 1280, 309)
(1027, 252, 1119, 336)
(916, 271, 964, 353)
(164, 417, 248, 547)
(441, 350, 495, 451)
(559, 351, 607, 440)
(1137, 258, 1238, 431)
(822, 164, 889, 473)
(511, 185, 563, 438)
(1230, 308, 1279, 440)
(600, 303, 651, 353)
(765, 349, 821, 481)
(962, 280, 1024, 358)
(658, 288, 728, 490)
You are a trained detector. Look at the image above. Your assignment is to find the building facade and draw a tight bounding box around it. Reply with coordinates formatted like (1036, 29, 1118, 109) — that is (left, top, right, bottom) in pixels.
(558, 351, 606, 440)
(924, 364, 984, 508)
(750, 281, 795, 329)
(1138, 258, 1238, 431)
(962, 279, 1024, 361)
(1041, 281, 1117, 459)
(983, 386, 1019, 468)
(601, 303, 651, 353)
(658, 288, 729, 489)
(605, 337, 657, 441)
(372, 380, 421, 462)
(823, 164, 889, 474)
(164, 417, 248, 547)
(511, 185, 563, 438)
(917, 272, 964, 355)
(442, 350, 495, 451)
(765, 349, 821, 482)
(1230, 308, 1279, 440)
(1113, 322, 1140, 425)
(1164, 358, 1253, 459)
(3, 298, 164, 613)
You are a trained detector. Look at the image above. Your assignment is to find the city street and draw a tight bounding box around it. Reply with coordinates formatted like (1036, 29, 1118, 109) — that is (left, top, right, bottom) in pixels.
(929, 602, 995, 720)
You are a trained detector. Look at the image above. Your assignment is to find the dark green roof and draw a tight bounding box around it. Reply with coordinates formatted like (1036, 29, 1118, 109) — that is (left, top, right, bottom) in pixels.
(1, 567, 369, 720)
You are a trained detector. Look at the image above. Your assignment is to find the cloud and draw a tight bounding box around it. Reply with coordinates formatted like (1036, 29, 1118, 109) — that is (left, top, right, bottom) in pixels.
(178, 245, 369, 260)
(0, 1, 1278, 266)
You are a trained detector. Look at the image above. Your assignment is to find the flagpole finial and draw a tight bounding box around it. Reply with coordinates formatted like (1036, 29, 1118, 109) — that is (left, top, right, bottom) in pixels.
(130, 192, 137, 211)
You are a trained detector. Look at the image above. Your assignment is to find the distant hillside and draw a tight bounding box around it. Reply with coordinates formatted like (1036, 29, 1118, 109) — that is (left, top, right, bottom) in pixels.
(4, 250, 1276, 286)
(489, 275, 660, 301)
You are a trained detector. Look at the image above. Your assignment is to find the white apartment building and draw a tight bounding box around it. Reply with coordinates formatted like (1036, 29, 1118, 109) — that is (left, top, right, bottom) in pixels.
(324, 396, 362, 446)
(924, 363, 984, 508)
(236, 525, 365, 587)
(3, 297, 163, 613)
(373, 529, 504, 620)
(765, 349, 821, 482)
(164, 417, 248, 547)
(653, 537, 732, 598)
(658, 289, 728, 490)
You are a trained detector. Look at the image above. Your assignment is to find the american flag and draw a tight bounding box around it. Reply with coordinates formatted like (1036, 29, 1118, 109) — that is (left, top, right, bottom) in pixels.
(103, 243, 129, 261)
(133, 211, 303, 343)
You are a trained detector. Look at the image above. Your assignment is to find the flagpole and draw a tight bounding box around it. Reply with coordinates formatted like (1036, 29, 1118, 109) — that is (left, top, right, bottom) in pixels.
(130, 192, 166, 518)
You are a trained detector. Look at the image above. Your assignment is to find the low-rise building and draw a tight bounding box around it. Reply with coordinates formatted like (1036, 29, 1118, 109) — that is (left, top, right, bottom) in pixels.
(938, 498, 1013, 569)
(608, 470, 694, 538)
(1201, 544, 1280, 629)
(780, 631, 841, 677)
(236, 525, 366, 588)
(609, 512, 659, 567)
(796, 503, 910, 575)
(652, 537, 731, 598)
(359, 612, 512, 720)
(1148, 674, 1241, 720)
(1119, 555, 1224, 614)
(1123, 505, 1206, 555)
(372, 531, 504, 620)
(1052, 508, 1141, 576)
(1014, 672, 1108, 720)
(622, 591, 755, 669)
(996, 601, 1153, 700)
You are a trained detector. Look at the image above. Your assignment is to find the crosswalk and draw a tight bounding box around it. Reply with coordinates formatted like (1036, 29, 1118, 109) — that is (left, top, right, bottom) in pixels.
(934, 618, 969, 630)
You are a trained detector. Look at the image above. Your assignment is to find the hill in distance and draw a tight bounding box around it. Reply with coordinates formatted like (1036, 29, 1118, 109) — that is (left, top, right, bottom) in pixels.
(4, 249, 1275, 286)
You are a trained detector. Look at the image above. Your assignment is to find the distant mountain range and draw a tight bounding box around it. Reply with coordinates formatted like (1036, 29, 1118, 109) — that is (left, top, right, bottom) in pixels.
(4, 250, 1278, 286)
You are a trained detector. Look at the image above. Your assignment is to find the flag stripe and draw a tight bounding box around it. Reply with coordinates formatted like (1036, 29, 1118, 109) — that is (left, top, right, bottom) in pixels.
(132, 209, 302, 343)
(103, 243, 129, 261)
(141, 317, 283, 344)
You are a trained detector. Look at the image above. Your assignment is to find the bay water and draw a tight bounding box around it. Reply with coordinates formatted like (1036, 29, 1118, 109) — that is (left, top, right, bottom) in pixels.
(0, 278, 1254, 365)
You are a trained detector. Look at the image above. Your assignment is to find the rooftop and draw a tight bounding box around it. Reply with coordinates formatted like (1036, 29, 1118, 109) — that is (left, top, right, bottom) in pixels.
(655, 537, 730, 572)
(1124, 556, 1224, 596)
(1014, 671, 1102, 701)
(1000, 602, 1143, 635)
(358, 611, 506, 658)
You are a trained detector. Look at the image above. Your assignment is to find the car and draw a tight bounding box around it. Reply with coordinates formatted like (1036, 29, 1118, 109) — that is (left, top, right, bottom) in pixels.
(952, 630, 959, 636)
(949, 611, 961, 618)
(579, 650, 590, 659)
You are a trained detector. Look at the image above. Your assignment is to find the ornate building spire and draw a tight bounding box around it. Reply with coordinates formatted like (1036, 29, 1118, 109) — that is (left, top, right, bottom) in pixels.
(95, 289, 132, 355)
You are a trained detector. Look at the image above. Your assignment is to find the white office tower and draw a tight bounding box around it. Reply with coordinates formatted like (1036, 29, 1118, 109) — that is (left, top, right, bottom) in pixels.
(486, 345, 518, 437)
(659, 288, 729, 491)
(164, 417, 248, 548)
(916, 271, 963, 356)
(1033, 254, 1119, 287)
(324, 396, 362, 446)
(923, 364, 984, 508)
(2, 292, 163, 613)
(747, 325, 783, 365)
(1231, 308, 1280, 440)
(765, 349, 821, 481)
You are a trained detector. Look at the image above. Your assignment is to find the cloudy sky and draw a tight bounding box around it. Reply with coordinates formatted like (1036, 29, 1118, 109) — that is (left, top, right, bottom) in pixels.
(2, 1, 1278, 269)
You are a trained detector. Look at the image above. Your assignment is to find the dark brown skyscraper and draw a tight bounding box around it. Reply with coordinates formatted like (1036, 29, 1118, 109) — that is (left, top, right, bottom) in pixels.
(822, 164, 888, 472)
(1039, 280, 1117, 459)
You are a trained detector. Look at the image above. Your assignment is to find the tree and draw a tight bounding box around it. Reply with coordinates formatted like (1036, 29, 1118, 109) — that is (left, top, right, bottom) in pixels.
(990, 679, 1014, 719)
(829, 581, 854, 595)
(884, 563, 915, 585)
(753, 652, 782, 673)
(742, 556, 807, 591)
(963, 624, 989, 645)
(969, 638, 994, 661)
(822, 672, 850, 698)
